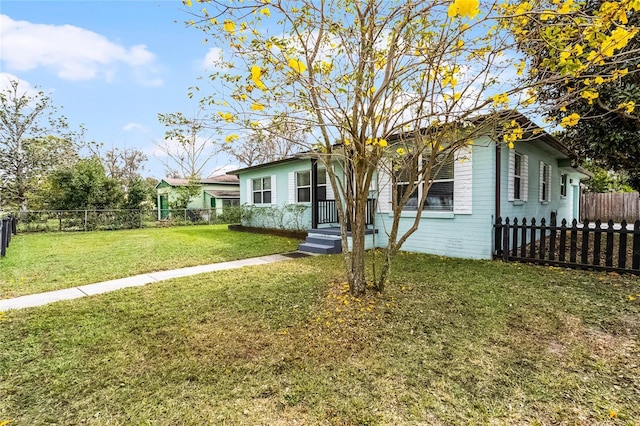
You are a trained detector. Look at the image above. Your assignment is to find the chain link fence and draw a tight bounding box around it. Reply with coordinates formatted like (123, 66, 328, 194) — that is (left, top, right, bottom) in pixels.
(11, 207, 242, 233)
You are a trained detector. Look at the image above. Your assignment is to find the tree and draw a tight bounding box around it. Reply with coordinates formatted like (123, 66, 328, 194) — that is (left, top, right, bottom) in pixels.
(518, 0, 640, 189)
(156, 109, 220, 179)
(0, 78, 79, 210)
(88, 143, 148, 185)
(45, 158, 124, 210)
(122, 177, 156, 210)
(183, 0, 638, 294)
(221, 116, 306, 167)
(581, 161, 635, 193)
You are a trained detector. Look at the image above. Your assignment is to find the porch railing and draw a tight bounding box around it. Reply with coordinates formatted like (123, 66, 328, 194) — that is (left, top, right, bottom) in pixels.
(317, 199, 376, 227)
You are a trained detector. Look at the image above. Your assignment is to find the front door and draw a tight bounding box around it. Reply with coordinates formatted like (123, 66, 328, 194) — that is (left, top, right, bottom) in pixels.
(160, 195, 169, 219)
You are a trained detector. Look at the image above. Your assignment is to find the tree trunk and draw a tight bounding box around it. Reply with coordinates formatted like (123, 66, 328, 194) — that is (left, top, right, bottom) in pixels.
(347, 190, 369, 295)
(375, 244, 395, 293)
(349, 219, 367, 295)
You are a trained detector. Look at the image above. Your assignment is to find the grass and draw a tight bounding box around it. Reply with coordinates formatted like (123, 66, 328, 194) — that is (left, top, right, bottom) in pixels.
(0, 225, 300, 298)
(1, 252, 639, 424)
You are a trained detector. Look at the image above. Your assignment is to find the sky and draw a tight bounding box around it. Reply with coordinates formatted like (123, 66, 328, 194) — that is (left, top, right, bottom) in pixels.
(0, 0, 231, 179)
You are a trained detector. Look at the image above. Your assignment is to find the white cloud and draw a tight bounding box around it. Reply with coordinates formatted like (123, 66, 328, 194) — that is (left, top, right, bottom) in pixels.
(201, 47, 224, 70)
(0, 14, 163, 86)
(123, 122, 148, 132)
(0, 73, 37, 95)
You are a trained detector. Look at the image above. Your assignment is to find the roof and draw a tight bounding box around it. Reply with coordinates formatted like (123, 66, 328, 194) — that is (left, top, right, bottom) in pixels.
(227, 111, 592, 177)
(227, 154, 310, 175)
(160, 174, 240, 187)
(204, 190, 240, 198)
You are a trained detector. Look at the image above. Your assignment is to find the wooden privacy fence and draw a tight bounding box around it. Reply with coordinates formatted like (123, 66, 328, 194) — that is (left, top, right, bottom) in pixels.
(581, 192, 640, 222)
(0, 215, 18, 257)
(494, 217, 640, 274)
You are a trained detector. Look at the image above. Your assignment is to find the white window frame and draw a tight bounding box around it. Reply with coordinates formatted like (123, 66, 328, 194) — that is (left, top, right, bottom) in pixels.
(508, 150, 528, 202)
(514, 152, 523, 201)
(560, 173, 567, 198)
(295, 171, 311, 203)
(540, 162, 551, 203)
(252, 177, 272, 204)
(396, 154, 454, 211)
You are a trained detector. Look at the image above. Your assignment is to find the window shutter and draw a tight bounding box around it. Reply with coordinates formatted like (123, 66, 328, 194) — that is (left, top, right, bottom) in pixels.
(547, 164, 552, 201)
(246, 179, 253, 204)
(288, 172, 295, 204)
(539, 161, 545, 202)
(325, 169, 335, 200)
(270, 175, 277, 204)
(377, 160, 392, 213)
(507, 149, 515, 201)
(522, 154, 529, 201)
(453, 146, 472, 214)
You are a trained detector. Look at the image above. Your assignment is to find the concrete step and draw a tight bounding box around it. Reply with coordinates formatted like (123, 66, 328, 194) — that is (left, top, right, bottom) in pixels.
(305, 236, 342, 249)
(298, 242, 342, 255)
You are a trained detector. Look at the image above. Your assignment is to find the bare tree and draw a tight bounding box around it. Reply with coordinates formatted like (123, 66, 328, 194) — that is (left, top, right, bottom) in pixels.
(156, 110, 219, 179)
(222, 116, 306, 167)
(88, 142, 147, 184)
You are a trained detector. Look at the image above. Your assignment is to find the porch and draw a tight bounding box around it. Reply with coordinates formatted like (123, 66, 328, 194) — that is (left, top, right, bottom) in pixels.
(299, 198, 377, 254)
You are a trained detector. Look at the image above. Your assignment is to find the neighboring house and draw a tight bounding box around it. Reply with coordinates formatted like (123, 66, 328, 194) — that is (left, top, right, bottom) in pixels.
(229, 113, 591, 259)
(155, 174, 240, 220)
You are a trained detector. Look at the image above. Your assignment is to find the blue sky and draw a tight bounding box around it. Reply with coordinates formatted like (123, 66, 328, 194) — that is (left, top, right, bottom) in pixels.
(1, 0, 229, 179)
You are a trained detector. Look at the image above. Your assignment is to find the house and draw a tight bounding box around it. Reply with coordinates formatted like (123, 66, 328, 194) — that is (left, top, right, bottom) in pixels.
(155, 174, 240, 220)
(229, 113, 591, 259)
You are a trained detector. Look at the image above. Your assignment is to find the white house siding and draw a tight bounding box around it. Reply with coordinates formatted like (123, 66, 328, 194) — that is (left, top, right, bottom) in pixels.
(373, 141, 496, 259)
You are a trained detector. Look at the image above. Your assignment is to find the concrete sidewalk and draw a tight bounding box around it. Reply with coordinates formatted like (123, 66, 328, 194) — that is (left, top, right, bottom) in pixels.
(0, 253, 301, 312)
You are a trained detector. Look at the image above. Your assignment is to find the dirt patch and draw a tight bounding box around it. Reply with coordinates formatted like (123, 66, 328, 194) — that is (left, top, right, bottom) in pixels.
(518, 230, 640, 272)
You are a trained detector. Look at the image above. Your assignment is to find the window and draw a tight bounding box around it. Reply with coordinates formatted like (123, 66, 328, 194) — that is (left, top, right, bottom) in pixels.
(296, 171, 311, 202)
(222, 199, 240, 207)
(396, 154, 454, 211)
(560, 173, 567, 197)
(252, 177, 272, 204)
(540, 162, 550, 202)
(317, 169, 327, 200)
(509, 151, 528, 202)
(514, 153, 522, 200)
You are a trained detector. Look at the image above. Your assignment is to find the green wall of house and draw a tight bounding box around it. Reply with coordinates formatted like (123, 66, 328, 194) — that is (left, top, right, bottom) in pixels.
(235, 135, 586, 259)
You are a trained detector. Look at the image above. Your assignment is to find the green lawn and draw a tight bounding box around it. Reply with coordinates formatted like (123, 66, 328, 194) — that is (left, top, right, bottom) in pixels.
(0, 225, 300, 298)
(1, 253, 638, 424)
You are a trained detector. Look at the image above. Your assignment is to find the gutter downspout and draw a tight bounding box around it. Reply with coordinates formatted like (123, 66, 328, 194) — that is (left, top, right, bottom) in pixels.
(494, 142, 501, 257)
(311, 158, 318, 229)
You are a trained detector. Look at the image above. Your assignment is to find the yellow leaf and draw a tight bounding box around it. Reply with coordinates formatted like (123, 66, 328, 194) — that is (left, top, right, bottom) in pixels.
(251, 65, 267, 90)
(288, 58, 307, 74)
(619, 101, 635, 113)
(560, 113, 580, 127)
(225, 134, 239, 143)
(259, 7, 270, 16)
(218, 111, 235, 122)
(448, 0, 480, 19)
(223, 20, 236, 33)
(251, 103, 265, 111)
